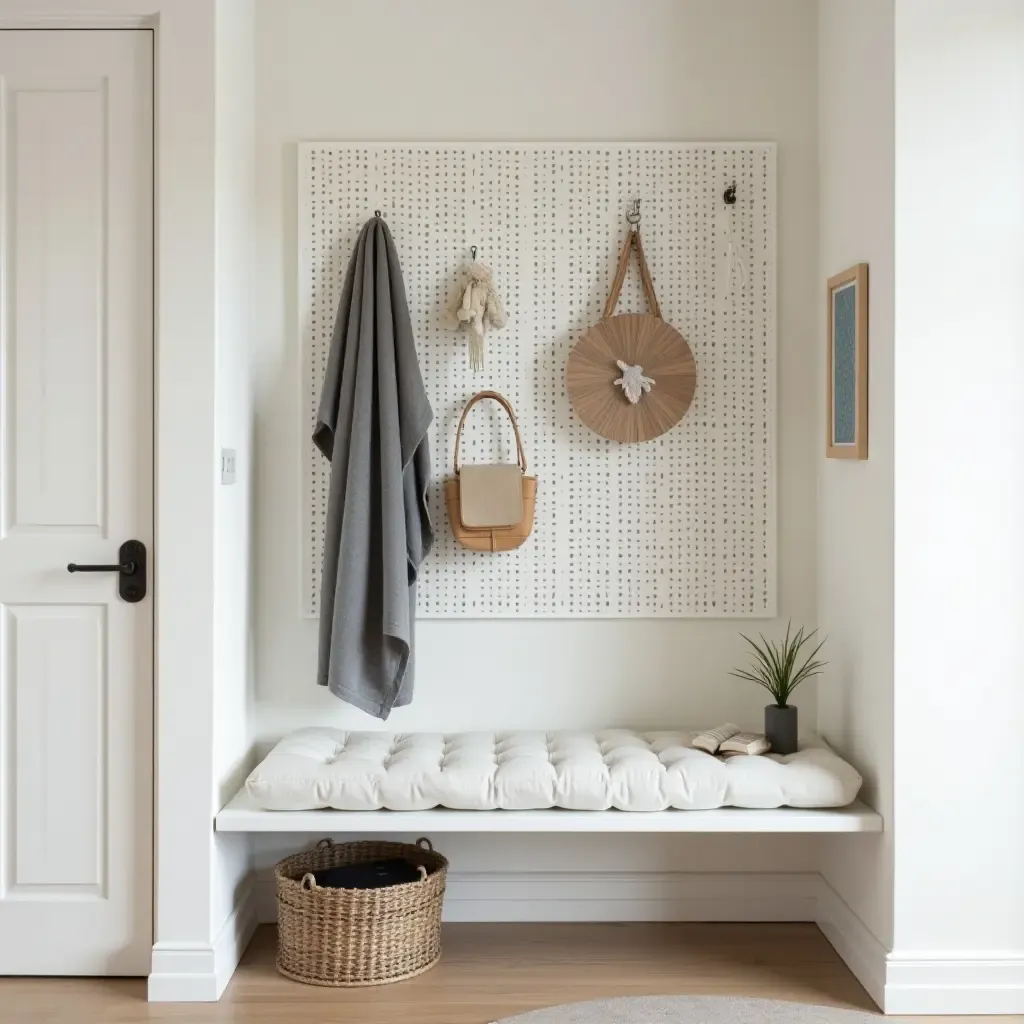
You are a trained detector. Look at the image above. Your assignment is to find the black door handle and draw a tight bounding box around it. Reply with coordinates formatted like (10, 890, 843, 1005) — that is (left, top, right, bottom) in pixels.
(67, 540, 147, 603)
(67, 561, 135, 574)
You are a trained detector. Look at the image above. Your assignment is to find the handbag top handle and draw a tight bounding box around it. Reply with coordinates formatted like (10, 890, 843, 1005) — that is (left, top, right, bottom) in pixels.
(453, 390, 528, 475)
(603, 227, 662, 321)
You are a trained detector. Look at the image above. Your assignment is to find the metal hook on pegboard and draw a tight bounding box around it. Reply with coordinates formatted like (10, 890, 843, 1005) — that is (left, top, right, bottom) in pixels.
(626, 197, 641, 231)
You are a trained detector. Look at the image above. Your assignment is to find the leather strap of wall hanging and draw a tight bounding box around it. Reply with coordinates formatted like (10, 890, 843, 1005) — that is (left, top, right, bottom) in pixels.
(603, 227, 661, 320)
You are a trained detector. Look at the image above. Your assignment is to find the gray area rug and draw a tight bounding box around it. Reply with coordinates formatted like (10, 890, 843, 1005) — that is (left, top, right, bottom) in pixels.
(495, 996, 880, 1023)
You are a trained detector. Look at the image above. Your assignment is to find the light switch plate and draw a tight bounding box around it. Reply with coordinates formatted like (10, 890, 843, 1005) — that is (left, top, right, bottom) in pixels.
(221, 448, 237, 485)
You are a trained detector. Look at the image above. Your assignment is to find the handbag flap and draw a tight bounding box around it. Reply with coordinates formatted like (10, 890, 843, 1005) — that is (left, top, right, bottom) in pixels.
(459, 464, 524, 528)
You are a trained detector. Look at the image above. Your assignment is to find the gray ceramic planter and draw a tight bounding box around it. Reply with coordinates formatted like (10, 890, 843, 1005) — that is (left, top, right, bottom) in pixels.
(765, 704, 798, 755)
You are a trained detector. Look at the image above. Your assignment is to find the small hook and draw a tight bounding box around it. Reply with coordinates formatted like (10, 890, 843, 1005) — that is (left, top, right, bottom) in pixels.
(374, 209, 382, 218)
(626, 197, 641, 230)
(723, 184, 737, 206)
(470, 245, 478, 261)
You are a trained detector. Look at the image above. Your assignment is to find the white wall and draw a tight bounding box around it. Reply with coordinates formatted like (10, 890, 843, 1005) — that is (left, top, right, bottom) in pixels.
(138, 0, 221, 978)
(892, 0, 1024, 967)
(252, 0, 819, 737)
(815, 0, 895, 952)
(251, 0, 820, 891)
(814, 0, 1024, 1010)
(212, 0, 258, 945)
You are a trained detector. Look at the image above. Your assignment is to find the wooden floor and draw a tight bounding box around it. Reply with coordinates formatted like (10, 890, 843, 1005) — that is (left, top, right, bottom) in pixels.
(0, 923, 1016, 1023)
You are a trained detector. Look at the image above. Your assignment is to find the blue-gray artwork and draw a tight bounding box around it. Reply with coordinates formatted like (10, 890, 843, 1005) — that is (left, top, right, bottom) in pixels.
(832, 281, 857, 445)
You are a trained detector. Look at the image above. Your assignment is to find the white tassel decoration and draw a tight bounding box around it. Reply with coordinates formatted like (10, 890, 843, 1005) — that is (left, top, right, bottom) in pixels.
(443, 260, 507, 372)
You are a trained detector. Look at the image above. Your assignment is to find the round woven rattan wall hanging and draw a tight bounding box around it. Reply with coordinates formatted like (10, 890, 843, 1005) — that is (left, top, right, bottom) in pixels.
(567, 212, 696, 443)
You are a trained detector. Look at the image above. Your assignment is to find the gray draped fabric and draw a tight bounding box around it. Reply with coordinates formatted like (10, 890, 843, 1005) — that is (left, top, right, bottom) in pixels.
(313, 216, 433, 719)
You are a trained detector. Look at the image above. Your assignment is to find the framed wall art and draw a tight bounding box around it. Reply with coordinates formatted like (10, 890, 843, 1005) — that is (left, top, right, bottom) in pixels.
(826, 262, 868, 459)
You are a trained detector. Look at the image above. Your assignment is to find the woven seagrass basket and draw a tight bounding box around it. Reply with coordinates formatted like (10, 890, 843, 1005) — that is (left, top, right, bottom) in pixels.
(274, 836, 447, 987)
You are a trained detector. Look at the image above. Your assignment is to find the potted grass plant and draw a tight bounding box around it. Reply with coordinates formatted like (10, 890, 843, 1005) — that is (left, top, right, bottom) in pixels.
(730, 623, 826, 755)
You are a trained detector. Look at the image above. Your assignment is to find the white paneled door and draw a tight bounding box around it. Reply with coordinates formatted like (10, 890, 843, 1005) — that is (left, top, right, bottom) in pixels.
(0, 31, 153, 975)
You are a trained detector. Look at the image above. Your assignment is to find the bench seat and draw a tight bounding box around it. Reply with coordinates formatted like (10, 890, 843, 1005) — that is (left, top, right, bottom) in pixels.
(241, 728, 864, 814)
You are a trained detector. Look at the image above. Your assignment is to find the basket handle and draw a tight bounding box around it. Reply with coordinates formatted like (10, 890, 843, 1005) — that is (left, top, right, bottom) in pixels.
(314, 838, 334, 851)
(415, 836, 434, 852)
(300, 872, 318, 891)
(417, 865, 428, 881)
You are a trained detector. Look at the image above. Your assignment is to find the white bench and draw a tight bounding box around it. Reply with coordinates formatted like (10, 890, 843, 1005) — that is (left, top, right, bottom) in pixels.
(215, 728, 882, 835)
(216, 792, 881, 833)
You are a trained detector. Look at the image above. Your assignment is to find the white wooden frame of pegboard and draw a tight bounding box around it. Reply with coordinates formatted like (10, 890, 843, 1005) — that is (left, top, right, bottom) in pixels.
(299, 142, 777, 620)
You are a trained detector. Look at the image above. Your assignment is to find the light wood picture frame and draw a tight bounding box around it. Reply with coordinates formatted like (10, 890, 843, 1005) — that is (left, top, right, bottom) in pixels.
(826, 263, 868, 459)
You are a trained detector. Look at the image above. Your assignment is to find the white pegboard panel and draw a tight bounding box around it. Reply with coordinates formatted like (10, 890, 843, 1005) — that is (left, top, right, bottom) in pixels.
(300, 143, 776, 618)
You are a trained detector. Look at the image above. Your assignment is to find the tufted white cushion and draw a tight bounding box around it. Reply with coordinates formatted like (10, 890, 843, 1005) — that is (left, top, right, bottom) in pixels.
(245, 729, 863, 812)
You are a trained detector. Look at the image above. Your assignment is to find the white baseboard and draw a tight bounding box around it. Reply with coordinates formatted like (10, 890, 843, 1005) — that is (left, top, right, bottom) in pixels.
(814, 876, 888, 1010)
(147, 945, 220, 1003)
(815, 877, 1024, 1015)
(884, 951, 1024, 1015)
(161, 870, 1024, 1014)
(148, 880, 258, 1002)
(214, 880, 259, 997)
(254, 870, 819, 924)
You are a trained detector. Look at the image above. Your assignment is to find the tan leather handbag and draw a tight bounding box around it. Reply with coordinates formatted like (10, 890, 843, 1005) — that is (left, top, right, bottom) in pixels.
(445, 391, 536, 552)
